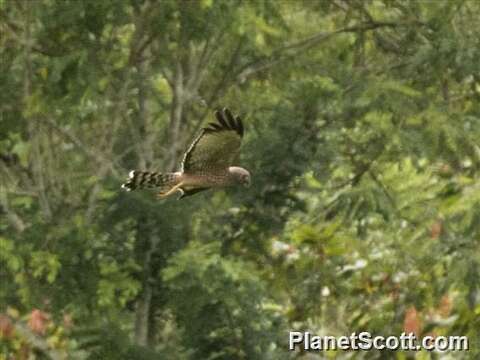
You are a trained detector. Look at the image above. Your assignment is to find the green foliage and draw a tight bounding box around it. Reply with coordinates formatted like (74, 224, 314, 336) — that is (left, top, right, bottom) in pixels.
(1, 0, 479, 359)
(163, 241, 284, 360)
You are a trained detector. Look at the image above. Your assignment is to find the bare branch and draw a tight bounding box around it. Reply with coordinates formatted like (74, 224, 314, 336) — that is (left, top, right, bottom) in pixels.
(182, 37, 247, 150)
(235, 21, 419, 83)
(128, 0, 156, 66)
(38, 116, 103, 164)
(167, 60, 185, 170)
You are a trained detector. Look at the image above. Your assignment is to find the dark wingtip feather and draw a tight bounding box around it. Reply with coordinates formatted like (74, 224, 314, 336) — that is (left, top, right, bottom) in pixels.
(235, 115, 244, 137)
(223, 108, 237, 130)
(206, 122, 222, 131)
(214, 110, 229, 129)
(208, 108, 244, 137)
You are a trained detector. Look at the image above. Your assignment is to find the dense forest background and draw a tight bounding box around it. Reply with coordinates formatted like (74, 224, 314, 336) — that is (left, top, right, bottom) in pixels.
(1, 0, 479, 359)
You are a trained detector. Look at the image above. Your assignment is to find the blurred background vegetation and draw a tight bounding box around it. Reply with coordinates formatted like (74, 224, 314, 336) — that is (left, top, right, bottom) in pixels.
(1, 0, 479, 359)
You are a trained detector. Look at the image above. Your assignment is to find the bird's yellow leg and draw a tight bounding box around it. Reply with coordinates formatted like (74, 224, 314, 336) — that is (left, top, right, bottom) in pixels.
(157, 182, 184, 198)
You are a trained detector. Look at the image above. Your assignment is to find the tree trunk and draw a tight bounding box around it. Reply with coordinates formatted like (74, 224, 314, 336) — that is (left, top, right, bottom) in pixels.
(167, 60, 185, 171)
(134, 217, 161, 347)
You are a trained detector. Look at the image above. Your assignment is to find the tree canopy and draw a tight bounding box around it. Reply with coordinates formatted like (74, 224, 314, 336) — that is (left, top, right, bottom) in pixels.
(1, 0, 479, 359)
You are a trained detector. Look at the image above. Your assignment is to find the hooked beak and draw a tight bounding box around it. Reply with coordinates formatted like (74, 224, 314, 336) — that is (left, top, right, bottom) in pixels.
(244, 178, 251, 188)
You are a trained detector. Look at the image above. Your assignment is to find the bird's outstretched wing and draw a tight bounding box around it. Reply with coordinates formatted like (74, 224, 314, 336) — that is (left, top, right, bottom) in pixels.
(181, 108, 244, 174)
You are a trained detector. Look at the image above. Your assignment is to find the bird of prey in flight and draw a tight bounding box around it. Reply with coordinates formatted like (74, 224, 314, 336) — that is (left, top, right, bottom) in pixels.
(122, 108, 250, 199)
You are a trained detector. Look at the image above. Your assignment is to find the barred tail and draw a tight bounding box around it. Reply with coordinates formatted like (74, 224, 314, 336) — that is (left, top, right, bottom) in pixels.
(121, 170, 179, 192)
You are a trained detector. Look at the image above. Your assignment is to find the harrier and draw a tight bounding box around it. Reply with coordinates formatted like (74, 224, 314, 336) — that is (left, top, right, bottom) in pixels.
(121, 108, 250, 199)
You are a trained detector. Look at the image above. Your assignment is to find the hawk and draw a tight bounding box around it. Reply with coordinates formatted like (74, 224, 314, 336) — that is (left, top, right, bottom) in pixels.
(121, 107, 251, 199)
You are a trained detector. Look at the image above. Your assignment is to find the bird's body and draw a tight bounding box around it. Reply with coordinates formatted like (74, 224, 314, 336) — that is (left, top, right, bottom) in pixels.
(121, 108, 250, 199)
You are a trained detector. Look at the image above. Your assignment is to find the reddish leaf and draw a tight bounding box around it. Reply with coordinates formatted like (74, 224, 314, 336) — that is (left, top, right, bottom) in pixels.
(28, 309, 50, 336)
(403, 306, 422, 336)
(0, 314, 14, 339)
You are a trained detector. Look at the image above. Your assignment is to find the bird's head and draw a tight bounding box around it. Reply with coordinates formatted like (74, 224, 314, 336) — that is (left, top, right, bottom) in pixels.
(229, 167, 251, 187)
